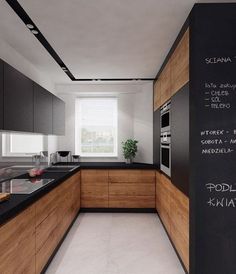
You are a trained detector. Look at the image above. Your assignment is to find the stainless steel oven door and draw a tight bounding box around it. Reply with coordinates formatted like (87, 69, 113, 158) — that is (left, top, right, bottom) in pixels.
(160, 143, 171, 177)
(160, 101, 171, 133)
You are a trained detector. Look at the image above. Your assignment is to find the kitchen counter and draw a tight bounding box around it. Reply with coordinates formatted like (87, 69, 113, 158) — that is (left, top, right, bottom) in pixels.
(55, 161, 158, 169)
(0, 166, 80, 226)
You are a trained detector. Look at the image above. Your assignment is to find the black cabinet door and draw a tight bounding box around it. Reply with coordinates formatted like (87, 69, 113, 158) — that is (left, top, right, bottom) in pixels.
(153, 108, 160, 168)
(34, 83, 53, 134)
(0, 60, 3, 129)
(171, 83, 189, 196)
(52, 95, 65, 135)
(4, 63, 34, 132)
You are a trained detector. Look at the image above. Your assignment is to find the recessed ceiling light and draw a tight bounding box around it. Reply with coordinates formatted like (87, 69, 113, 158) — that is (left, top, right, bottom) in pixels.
(26, 23, 34, 29)
(31, 29, 39, 35)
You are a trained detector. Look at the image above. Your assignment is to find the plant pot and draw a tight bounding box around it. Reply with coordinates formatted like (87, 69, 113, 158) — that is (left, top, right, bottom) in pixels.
(126, 158, 133, 164)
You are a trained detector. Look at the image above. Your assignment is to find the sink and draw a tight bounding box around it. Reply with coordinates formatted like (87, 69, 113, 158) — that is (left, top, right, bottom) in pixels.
(44, 166, 78, 172)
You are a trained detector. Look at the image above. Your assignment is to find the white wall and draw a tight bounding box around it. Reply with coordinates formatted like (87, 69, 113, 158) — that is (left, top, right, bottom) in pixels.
(133, 82, 153, 163)
(56, 83, 153, 163)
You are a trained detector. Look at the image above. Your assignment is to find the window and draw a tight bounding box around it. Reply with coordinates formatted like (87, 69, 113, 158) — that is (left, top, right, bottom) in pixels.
(2, 133, 44, 157)
(75, 98, 118, 157)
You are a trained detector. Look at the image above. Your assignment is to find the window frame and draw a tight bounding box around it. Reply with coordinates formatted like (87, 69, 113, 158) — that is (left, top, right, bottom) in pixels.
(75, 97, 118, 158)
(2, 133, 45, 157)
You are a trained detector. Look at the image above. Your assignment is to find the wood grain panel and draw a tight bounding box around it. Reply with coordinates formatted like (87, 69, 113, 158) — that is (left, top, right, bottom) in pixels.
(36, 208, 58, 253)
(154, 79, 161, 111)
(170, 28, 189, 96)
(109, 170, 155, 183)
(36, 227, 59, 274)
(35, 186, 58, 227)
(160, 60, 171, 105)
(109, 182, 155, 196)
(109, 195, 155, 208)
(81, 170, 108, 208)
(170, 185, 189, 271)
(0, 205, 36, 274)
(156, 172, 189, 272)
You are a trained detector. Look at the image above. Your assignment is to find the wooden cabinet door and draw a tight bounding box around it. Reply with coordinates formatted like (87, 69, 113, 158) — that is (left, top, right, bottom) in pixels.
(0, 205, 36, 274)
(0, 59, 3, 129)
(109, 170, 155, 208)
(169, 185, 189, 272)
(4, 62, 34, 132)
(34, 82, 53, 134)
(52, 95, 65, 135)
(160, 60, 171, 105)
(81, 170, 109, 208)
(170, 28, 189, 96)
(153, 80, 161, 111)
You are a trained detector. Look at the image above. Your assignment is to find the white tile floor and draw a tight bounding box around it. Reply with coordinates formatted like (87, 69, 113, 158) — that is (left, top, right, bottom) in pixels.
(46, 213, 185, 274)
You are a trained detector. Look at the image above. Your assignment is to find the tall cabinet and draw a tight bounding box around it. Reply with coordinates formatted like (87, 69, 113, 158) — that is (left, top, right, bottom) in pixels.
(0, 60, 3, 129)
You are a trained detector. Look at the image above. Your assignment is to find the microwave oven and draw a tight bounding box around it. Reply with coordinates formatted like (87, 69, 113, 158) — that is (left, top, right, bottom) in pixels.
(160, 100, 171, 133)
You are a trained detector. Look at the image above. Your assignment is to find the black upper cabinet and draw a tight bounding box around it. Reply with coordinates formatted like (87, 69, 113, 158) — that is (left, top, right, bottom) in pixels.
(153, 108, 160, 168)
(4, 63, 34, 132)
(171, 83, 189, 197)
(0, 60, 3, 129)
(52, 95, 65, 135)
(34, 83, 53, 134)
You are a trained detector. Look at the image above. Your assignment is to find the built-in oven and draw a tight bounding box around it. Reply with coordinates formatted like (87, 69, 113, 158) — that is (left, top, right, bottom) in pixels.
(160, 100, 171, 133)
(160, 132, 171, 177)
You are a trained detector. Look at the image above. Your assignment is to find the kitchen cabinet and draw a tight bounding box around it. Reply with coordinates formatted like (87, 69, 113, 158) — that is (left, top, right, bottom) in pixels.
(156, 171, 189, 271)
(160, 60, 171, 105)
(171, 83, 189, 197)
(170, 28, 189, 96)
(4, 62, 34, 132)
(153, 108, 160, 168)
(52, 95, 65, 135)
(34, 83, 53, 134)
(0, 60, 3, 129)
(81, 170, 109, 208)
(0, 171, 80, 274)
(108, 170, 155, 208)
(0, 205, 36, 274)
(35, 171, 80, 274)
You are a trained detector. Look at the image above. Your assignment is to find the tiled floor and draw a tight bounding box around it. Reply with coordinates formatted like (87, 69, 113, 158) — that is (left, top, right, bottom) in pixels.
(46, 213, 185, 274)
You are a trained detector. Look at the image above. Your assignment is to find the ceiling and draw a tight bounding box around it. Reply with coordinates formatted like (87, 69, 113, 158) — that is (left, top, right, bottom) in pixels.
(0, 0, 232, 84)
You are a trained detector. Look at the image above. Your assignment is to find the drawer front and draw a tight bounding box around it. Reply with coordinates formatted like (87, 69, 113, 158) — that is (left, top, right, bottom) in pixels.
(109, 195, 155, 208)
(109, 182, 155, 196)
(36, 208, 58, 253)
(0, 205, 36, 274)
(109, 170, 155, 183)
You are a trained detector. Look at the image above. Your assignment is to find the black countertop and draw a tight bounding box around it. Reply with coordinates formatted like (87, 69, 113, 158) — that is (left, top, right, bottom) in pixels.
(0, 161, 158, 226)
(55, 161, 157, 169)
(0, 166, 80, 226)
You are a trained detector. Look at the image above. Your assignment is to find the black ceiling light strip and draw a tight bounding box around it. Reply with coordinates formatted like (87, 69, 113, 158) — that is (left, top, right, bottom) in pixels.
(5, 0, 154, 82)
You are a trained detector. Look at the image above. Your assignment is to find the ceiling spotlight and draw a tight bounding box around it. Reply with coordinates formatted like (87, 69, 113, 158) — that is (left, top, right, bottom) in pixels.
(26, 23, 34, 29)
(31, 29, 39, 35)
(61, 67, 68, 71)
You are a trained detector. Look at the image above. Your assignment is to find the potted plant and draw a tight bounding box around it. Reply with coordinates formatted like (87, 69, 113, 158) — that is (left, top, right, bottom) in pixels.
(122, 139, 138, 164)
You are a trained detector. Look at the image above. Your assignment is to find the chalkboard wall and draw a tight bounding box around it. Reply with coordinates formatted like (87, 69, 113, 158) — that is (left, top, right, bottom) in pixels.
(190, 3, 236, 274)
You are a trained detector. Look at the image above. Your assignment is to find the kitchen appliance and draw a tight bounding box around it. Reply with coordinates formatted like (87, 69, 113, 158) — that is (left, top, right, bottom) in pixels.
(0, 178, 54, 194)
(160, 132, 171, 177)
(160, 100, 171, 133)
(56, 151, 71, 163)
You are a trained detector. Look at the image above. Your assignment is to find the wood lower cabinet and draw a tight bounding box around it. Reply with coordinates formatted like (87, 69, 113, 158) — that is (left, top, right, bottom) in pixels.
(0, 171, 80, 274)
(156, 171, 189, 272)
(0, 205, 36, 274)
(109, 170, 156, 208)
(35, 172, 80, 273)
(81, 170, 109, 208)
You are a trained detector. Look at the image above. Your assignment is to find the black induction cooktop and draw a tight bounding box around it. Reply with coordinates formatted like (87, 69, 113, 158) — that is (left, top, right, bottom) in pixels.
(0, 178, 54, 194)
